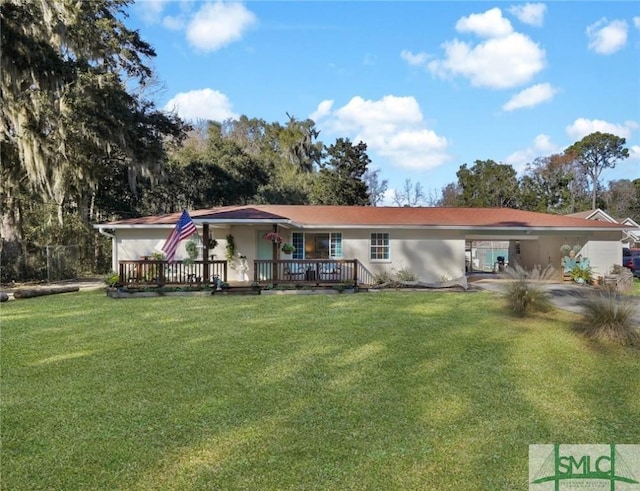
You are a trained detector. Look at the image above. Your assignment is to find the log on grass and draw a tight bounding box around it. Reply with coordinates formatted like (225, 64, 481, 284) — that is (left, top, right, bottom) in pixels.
(13, 286, 80, 299)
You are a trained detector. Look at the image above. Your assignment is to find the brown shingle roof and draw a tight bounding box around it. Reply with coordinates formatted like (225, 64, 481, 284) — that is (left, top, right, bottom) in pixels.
(100, 205, 630, 230)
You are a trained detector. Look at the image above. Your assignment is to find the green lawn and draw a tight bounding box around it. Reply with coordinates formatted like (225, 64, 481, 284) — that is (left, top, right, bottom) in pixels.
(2, 289, 639, 490)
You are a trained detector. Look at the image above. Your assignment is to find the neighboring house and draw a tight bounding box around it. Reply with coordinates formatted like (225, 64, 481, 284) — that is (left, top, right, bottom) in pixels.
(95, 205, 631, 284)
(567, 209, 640, 248)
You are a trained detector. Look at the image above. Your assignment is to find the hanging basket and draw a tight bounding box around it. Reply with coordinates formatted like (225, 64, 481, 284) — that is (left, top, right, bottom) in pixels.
(281, 243, 296, 254)
(263, 232, 283, 243)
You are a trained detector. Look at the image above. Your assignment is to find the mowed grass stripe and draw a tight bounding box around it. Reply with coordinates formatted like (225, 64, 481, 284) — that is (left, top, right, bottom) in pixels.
(2, 290, 639, 490)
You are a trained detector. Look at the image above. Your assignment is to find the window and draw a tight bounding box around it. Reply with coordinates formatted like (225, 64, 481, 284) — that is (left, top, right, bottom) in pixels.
(292, 232, 342, 259)
(370, 233, 390, 260)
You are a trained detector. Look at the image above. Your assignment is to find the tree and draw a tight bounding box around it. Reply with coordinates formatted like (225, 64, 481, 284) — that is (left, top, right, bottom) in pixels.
(392, 179, 426, 207)
(519, 154, 589, 214)
(456, 160, 520, 208)
(363, 169, 388, 206)
(438, 182, 461, 207)
(1, 0, 185, 276)
(311, 138, 371, 205)
(565, 132, 629, 209)
(1, 1, 183, 201)
(279, 114, 323, 172)
(603, 179, 640, 222)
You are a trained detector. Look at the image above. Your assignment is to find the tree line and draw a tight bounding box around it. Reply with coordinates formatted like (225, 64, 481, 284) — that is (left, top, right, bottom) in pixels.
(1, 0, 637, 282)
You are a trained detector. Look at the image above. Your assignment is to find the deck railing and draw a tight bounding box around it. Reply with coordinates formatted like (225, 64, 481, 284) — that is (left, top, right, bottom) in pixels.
(254, 259, 363, 285)
(118, 258, 374, 287)
(119, 260, 228, 285)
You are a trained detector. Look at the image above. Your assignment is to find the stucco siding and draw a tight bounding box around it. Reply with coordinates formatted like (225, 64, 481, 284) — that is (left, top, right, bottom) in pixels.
(581, 239, 622, 277)
(116, 229, 176, 260)
(338, 229, 465, 283)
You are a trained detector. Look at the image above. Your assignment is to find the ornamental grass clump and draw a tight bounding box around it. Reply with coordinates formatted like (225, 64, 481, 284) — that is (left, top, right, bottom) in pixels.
(575, 289, 640, 345)
(502, 264, 555, 316)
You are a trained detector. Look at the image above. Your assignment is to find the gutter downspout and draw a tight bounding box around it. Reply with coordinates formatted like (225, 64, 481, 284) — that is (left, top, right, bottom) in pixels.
(97, 226, 118, 273)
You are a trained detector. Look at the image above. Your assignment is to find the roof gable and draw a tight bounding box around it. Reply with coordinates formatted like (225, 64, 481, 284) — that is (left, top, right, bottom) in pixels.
(566, 208, 617, 223)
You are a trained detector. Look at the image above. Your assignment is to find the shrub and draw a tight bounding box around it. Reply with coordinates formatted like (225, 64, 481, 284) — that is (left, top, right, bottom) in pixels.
(575, 290, 640, 345)
(104, 271, 120, 287)
(395, 266, 418, 282)
(502, 264, 555, 316)
(373, 270, 395, 285)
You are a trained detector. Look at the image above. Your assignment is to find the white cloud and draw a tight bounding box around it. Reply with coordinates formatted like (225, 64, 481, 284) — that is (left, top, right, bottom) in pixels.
(455, 8, 513, 38)
(135, 0, 170, 24)
(400, 49, 429, 67)
(502, 83, 558, 111)
(634, 17, 640, 29)
(162, 15, 186, 31)
(309, 100, 334, 121)
(186, 2, 257, 53)
(630, 145, 640, 160)
(505, 133, 559, 172)
(508, 3, 547, 27)
(428, 32, 546, 89)
(566, 118, 638, 140)
(586, 18, 628, 55)
(315, 95, 450, 171)
(164, 88, 238, 122)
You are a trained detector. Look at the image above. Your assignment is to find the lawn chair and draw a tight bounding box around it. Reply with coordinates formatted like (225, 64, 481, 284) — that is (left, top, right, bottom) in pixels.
(284, 263, 305, 281)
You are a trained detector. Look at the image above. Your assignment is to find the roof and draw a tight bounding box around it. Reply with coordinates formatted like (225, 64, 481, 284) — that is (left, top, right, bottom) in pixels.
(96, 205, 631, 231)
(566, 208, 618, 223)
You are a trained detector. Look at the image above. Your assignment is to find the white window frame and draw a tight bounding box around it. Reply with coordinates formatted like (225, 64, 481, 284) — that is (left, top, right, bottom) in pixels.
(370, 232, 390, 261)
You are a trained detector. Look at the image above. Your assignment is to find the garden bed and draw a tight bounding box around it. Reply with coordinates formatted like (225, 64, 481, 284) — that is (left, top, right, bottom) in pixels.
(106, 287, 213, 298)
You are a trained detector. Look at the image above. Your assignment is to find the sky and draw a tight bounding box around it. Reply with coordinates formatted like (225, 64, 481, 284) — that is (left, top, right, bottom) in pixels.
(129, 1, 640, 203)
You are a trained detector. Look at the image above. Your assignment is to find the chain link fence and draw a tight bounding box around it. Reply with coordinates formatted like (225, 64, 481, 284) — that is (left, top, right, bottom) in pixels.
(44, 245, 80, 282)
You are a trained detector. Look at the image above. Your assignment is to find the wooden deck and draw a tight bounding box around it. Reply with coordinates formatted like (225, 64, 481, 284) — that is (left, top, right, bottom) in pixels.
(118, 259, 374, 287)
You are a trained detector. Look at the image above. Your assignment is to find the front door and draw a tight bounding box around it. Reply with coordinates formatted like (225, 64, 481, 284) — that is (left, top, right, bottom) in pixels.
(257, 230, 273, 280)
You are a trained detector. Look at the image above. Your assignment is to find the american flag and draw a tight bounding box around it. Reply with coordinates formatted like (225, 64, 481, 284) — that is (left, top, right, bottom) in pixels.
(162, 210, 197, 263)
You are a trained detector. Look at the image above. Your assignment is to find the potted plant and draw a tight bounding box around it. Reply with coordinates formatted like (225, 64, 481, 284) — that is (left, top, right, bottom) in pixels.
(281, 243, 296, 254)
(184, 239, 199, 264)
(570, 262, 593, 285)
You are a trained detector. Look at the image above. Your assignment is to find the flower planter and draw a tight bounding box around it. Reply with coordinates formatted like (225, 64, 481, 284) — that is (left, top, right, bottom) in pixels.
(260, 288, 354, 295)
(106, 288, 212, 298)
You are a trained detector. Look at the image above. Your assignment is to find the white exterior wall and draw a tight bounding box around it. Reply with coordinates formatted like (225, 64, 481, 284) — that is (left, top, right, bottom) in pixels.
(580, 238, 623, 278)
(116, 228, 178, 261)
(340, 228, 466, 283)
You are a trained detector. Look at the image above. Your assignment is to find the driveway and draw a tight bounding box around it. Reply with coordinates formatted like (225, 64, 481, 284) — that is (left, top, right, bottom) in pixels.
(472, 279, 640, 327)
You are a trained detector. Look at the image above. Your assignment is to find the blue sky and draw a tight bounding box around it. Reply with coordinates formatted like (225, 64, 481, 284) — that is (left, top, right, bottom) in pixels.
(130, 1, 640, 203)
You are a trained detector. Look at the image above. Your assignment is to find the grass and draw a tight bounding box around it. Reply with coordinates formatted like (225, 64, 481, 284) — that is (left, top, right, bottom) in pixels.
(2, 289, 639, 490)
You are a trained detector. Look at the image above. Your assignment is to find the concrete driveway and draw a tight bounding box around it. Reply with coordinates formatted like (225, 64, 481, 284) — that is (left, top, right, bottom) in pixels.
(472, 279, 640, 327)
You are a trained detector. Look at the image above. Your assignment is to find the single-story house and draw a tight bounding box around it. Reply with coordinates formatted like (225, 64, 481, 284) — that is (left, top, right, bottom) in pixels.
(567, 208, 640, 248)
(94, 205, 632, 285)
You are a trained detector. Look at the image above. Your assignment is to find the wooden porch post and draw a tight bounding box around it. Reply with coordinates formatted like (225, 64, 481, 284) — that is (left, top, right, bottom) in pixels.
(272, 224, 279, 282)
(203, 223, 210, 283)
